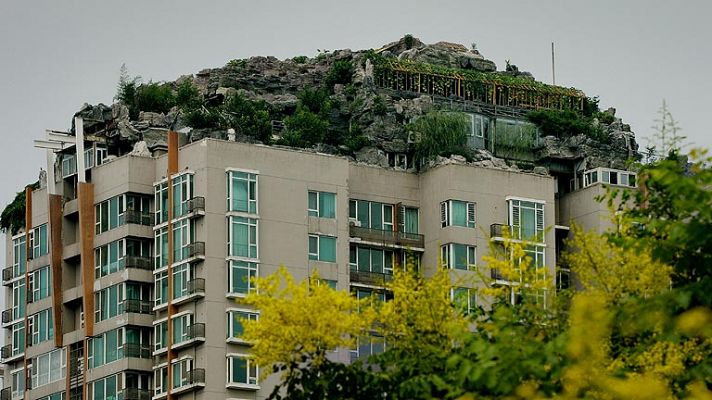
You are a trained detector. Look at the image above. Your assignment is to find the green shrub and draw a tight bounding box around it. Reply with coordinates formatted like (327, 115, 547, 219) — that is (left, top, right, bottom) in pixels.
(292, 56, 308, 64)
(372, 95, 387, 116)
(284, 108, 329, 147)
(227, 59, 247, 70)
(223, 94, 272, 143)
(325, 60, 354, 88)
(297, 87, 331, 115)
(175, 80, 201, 110)
(526, 109, 607, 142)
(595, 111, 615, 125)
(1, 182, 39, 234)
(183, 107, 223, 129)
(404, 34, 415, 49)
(410, 111, 472, 166)
(134, 82, 176, 116)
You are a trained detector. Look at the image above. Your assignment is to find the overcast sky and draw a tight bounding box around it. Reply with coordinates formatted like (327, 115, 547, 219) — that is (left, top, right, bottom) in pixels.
(1, 0, 710, 260)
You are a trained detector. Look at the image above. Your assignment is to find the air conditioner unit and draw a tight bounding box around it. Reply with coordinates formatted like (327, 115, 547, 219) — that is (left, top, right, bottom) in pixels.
(349, 218, 361, 227)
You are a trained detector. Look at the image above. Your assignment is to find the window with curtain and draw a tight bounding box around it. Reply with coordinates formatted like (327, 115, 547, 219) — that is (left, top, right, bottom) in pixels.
(227, 355, 259, 387)
(441, 243, 476, 270)
(308, 191, 336, 218)
(308, 235, 336, 262)
(508, 199, 544, 242)
(440, 200, 475, 228)
(349, 199, 394, 231)
(349, 245, 394, 274)
(229, 217, 258, 259)
(227, 310, 258, 342)
(228, 260, 258, 296)
(228, 170, 258, 214)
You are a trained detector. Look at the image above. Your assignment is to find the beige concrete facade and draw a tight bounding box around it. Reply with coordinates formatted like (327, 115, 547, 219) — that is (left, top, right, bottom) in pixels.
(2, 137, 625, 400)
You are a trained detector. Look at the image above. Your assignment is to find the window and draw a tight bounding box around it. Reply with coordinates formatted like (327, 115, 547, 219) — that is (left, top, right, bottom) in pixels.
(28, 309, 53, 346)
(95, 194, 151, 234)
(11, 279, 25, 321)
(172, 172, 194, 218)
(349, 199, 393, 231)
(29, 266, 51, 302)
(227, 170, 258, 214)
(155, 180, 168, 224)
(441, 200, 475, 228)
(397, 205, 419, 234)
(584, 168, 636, 189)
(95, 238, 151, 278)
(172, 358, 198, 389)
(88, 374, 120, 400)
(308, 191, 336, 218)
(37, 393, 64, 400)
(173, 219, 195, 262)
(173, 313, 195, 345)
(154, 320, 168, 352)
(87, 326, 150, 368)
(228, 216, 258, 259)
(441, 243, 476, 270)
(30, 224, 48, 259)
(95, 284, 122, 322)
(172, 263, 196, 299)
(11, 322, 25, 356)
(350, 335, 386, 362)
(227, 310, 258, 342)
(12, 235, 26, 278)
(228, 260, 258, 296)
(30, 348, 66, 389)
(349, 246, 394, 274)
(154, 365, 168, 396)
(470, 113, 489, 138)
(508, 199, 545, 242)
(452, 287, 477, 315)
(11, 368, 25, 398)
(308, 234, 337, 262)
(154, 271, 168, 307)
(61, 154, 77, 178)
(227, 355, 259, 388)
(155, 227, 168, 270)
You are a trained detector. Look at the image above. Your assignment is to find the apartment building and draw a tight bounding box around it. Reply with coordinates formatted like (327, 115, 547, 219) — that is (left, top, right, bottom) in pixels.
(1, 125, 636, 400)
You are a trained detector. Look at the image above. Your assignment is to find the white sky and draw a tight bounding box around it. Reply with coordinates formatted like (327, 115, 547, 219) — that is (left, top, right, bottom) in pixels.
(1, 0, 710, 260)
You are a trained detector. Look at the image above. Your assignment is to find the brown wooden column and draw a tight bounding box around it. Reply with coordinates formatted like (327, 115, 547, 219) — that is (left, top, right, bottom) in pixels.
(77, 183, 95, 337)
(48, 194, 63, 347)
(23, 186, 32, 400)
(166, 131, 179, 399)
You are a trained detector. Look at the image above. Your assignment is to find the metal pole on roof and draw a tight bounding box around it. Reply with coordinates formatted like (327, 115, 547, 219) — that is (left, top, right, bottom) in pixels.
(551, 42, 556, 86)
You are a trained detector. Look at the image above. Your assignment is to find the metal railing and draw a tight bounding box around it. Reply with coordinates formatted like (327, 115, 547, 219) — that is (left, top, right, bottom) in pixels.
(122, 299, 152, 314)
(187, 279, 206, 296)
(186, 197, 205, 214)
(121, 388, 151, 400)
(2, 267, 14, 283)
(186, 368, 206, 385)
(349, 225, 424, 248)
(490, 223, 508, 238)
(123, 343, 151, 359)
(120, 256, 152, 270)
(0, 387, 11, 400)
(186, 323, 206, 340)
(122, 209, 154, 226)
(350, 270, 393, 287)
(0, 344, 11, 360)
(186, 242, 205, 259)
(1, 310, 12, 324)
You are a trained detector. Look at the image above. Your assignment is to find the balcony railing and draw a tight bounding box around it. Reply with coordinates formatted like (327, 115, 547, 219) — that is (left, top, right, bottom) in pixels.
(490, 223, 508, 239)
(186, 197, 205, 215)
(349, 225, 424, 249)
(187, 278, 206, 296)
(123, 343, 151, 359)
(490, 268, 507, 281)
(121, 388, 151, 400)
(186, 323, 206, 340)
(120, 256, 152, 270)
(186, 242, 205, 259)
(2, 267, 15, 284)
(185, 368, 206, 386)
(0, 344, 11, 360)
(122, 209, 154, 226)
(122, 299, 152, 314)
(0, 387, 10, 400)
(350, 270, 393, 287)
(1, 310, 13, 324)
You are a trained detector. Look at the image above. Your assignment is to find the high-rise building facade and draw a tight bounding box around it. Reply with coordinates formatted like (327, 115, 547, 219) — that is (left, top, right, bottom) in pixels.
(1, 120, 636, 400)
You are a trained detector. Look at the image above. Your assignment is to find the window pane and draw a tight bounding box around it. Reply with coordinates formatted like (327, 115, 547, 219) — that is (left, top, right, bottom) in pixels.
(308, 236, 318, 260)
(308, 192, 318, 216)
(320, 192, 336, 218)
(232, 357, 247, 384)
(319, 236, 336, 262)
(453, 244, 468, 270)
(521, 208, 536, 240)
(452, 201, 468, 227)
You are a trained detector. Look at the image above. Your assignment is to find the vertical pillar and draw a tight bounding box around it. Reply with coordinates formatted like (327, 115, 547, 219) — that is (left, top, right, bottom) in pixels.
(77, 183, 95, 337)
(166, 131, 179, 399)
(23, 186, 32, 400)
(48, 194, 63, 347)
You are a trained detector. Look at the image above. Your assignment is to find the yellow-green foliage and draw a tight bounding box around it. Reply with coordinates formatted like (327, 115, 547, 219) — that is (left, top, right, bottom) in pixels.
(564, 225, 672, 303)
(242, 267, 375, 370)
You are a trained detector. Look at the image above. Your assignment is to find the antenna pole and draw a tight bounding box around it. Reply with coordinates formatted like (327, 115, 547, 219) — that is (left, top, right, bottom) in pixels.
(551, 42, 556, 85)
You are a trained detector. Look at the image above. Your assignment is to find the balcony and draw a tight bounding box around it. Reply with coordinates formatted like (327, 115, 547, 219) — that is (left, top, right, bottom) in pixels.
(123, 343, 151, 359)
(2, 267, 17, 285)
(121, 209, 153, 226)
(0, 344, 21, 363)
(0, 387, 10, 400)
(349, 225, 424, 249)
(121, 388, 151, 400)
(177, 368, 206, 389)
(1, 310, 13, 324)
(350, 270, 393, 287)
(186, 323, 206, 341)
(177, 242, 205, 261)
(120, 256, 152, 271)
(177, 196, 205, 218)
(490, 223, 508, 240)
(187, 278, 205, 296)
(122, 299, 152, 315)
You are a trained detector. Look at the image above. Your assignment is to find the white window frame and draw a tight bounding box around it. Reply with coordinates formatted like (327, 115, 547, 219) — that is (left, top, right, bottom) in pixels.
(507, 198, 545, 243)
(11, 366, 25, 398)
(441, 243, 477, 270)
(451, 287, 477, 315)
(12, 234, 26, 278)
(172, 312, 194, 346)
(226, 353, 259, 389)
(308, 234, 337, 263)
(349, 245, 395, 275)
(226, 309, 259, 343)
(154, 180, 169, 225)
(227, 260, 258, 297)
(172, 172, 194, 219)
(29, 266, 51, 302)
(11, 322, 24, 356)
(11, 279, 25, 321)
(153, 319, 168, 353)
(440, 200, 475, 228)
(227, 169, 258, 214)
(28, 308, 53, 346)
(228, 216, 258, 260)
(307, 190, 337, 219)
(349, 199, 393, 231)
(30, 348, 66, 389)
